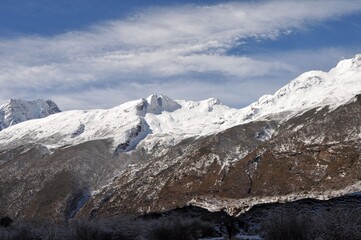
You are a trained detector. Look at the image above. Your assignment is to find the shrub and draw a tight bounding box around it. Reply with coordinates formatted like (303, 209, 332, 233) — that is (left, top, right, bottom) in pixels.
(0, 217, 13, 228)
(0, 214, 216, 240)
(260, 205, 361, 240)
(316, 207, 361, 240)
(73, 221, 111, 240)
(146, 217, 216, 240)
(261, 209, 314, 240)
(97, 216, 143, 240)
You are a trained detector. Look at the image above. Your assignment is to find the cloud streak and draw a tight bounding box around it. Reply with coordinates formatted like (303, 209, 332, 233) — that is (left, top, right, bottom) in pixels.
(0, 0, 361, 109)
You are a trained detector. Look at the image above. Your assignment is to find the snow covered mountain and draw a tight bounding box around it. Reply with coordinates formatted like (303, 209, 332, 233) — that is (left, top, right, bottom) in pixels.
(0, 55, 361, 221)
(0, 54, 360, 153)
(0, 99, 61, 131)
(238, 54, 361, 122)
(0, 94, 239, 152)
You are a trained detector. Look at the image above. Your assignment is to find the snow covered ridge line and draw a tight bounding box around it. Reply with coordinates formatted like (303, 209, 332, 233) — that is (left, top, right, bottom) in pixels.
(0, 94, 237, 151)
(0, 99, 61, 131)
(188, 181, 361, 216)
(238, 54, 361, 123)
(0, 54, 360, 151)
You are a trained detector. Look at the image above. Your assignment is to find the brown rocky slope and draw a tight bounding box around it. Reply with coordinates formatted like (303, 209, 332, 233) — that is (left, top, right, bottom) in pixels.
(77, 95, 361, 218)
(0, 95, 360, 221)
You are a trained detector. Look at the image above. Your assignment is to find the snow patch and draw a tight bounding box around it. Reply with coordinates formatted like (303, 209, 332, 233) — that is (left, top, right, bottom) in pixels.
(255, 125, 274, 141)
(189, 181, 361, 216)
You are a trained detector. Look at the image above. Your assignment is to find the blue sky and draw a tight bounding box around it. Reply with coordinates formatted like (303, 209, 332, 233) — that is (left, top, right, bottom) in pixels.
(0, 0, 361, 110)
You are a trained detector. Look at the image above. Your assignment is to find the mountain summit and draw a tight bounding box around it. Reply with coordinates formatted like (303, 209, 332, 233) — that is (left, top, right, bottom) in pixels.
(1, 55, 360, 152)
(239, 54, 361, 122)
(0, 99, 61, 131)
(0, 55, 361, 221)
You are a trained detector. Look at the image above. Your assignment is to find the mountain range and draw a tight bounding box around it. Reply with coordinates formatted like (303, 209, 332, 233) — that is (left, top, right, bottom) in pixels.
(0, 55, 361, 221)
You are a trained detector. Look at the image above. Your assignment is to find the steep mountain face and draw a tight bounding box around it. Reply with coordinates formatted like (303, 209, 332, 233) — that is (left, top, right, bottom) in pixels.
(0, 139, 123, 220)
(0, 55, 361, 220)
(0, 99, 61, 131)
(77, 96, 361, 218)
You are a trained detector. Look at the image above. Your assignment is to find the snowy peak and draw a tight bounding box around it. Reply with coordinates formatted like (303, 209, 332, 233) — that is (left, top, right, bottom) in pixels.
(0, 93, 238, 152)
(240, 54, 361, 122)
(335, 54, 361, 71)
(0, 55, 360, 152)
(142, 94, 181, 114)
(351, 54, 361, 69)
(0, 99, 61, 130)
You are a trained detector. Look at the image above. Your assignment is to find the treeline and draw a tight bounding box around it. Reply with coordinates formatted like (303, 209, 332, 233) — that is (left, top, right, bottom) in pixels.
(0, 215, 219, 240)
(261, 206, 361, 240)
(1, 199, 361, 240)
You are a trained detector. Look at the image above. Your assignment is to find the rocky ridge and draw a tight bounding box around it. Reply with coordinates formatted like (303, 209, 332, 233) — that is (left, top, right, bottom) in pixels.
(0, 55, 361, 220)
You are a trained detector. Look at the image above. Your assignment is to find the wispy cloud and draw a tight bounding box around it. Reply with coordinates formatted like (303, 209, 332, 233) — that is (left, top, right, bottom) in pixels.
(0, 0, 360, 109)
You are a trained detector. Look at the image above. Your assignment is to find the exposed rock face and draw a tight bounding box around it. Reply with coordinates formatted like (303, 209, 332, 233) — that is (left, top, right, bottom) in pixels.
(1, 100, 361, 219)
(0, 56, 360, 220)
(77, 96, 361, 218)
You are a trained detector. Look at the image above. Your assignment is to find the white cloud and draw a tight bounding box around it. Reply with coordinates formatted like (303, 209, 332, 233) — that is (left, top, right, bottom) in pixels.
(0, 0, 361, 109)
